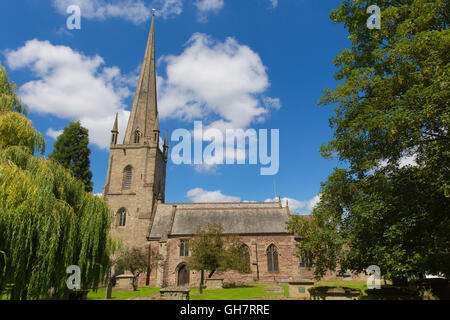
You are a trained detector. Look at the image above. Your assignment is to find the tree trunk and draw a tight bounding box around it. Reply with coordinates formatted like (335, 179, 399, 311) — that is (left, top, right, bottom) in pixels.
(105, 275, 114, 300)
(198, 270, 204, 294)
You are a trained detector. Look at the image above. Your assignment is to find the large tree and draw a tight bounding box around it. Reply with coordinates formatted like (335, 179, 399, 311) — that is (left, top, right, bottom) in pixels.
(0, 62, 112, 299)
(49, 121, 93, 192)
(288, 1, 449, 281)
(186, 223, 251, 294)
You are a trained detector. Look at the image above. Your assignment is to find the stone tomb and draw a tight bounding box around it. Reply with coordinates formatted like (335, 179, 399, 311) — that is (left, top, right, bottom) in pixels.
(114, 275, 135, 291)
(159, 287, 190, 300)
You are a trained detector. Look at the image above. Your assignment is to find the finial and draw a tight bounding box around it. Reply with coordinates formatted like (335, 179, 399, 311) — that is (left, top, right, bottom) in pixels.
(152, 8, 156, 16)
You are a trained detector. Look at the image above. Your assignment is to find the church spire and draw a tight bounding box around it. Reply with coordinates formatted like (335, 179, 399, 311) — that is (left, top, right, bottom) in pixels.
(111, 113, 118, 145)
(123, 13, 158, 145)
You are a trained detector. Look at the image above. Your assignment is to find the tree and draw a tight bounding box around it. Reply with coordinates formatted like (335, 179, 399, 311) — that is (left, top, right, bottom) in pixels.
(186, 223, 251, 294)
(288, 1, 449, 281)
(0, 62, 112, 299)
(115, 246, 157, 291)
(49, 121, 93, 192)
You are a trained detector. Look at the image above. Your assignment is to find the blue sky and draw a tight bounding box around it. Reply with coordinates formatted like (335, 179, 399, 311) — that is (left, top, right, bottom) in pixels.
(0, 0, 350, 214)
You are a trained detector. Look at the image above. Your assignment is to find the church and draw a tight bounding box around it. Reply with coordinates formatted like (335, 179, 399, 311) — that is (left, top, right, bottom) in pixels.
(103, 14, 343, 288)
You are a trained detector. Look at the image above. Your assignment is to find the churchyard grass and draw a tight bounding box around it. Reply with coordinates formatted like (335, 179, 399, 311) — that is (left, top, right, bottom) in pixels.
(87, 287, 160, 300)
(86, 285, 289, 300)
(189, 285, 289, 300)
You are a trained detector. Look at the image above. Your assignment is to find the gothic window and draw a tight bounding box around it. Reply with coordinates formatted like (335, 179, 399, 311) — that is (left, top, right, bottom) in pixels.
(300, 250, 313, 268)
(117, 208, 127, 227)
(134, 130, 141, 144)
(267, 244, 279, 273)
(242, 244, 251, 270)
(123, 166, 132, 190)
(180, 239, 189, 257)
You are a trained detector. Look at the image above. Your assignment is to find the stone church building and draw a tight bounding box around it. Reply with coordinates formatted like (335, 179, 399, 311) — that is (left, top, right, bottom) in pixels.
(103, 15, 353, 288)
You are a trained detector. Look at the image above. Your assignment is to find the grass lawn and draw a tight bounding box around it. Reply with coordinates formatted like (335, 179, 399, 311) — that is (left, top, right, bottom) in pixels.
(86, 285, 289, 300)
(87, 287, 160, 300)
(189, 285, 289, 300)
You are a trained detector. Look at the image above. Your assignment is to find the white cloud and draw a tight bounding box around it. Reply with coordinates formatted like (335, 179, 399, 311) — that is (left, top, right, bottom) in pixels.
(52, 0, 152, 24)
(265, 195, 320, 215)
(186, 188, 240, 202)
(52, 0, 225, 22)
(155, 0, 184, 19)
(193, 0, 224, 21)
(5, 39, 133, 149)
(158, 33, 278, 129)
(263, 96, 282, 110)
(268, 0, 278, 8)
(46, 128, 64, 139)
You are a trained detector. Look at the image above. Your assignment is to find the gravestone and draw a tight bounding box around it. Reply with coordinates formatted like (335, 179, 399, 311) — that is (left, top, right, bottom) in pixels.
(205, 279, 224, 290)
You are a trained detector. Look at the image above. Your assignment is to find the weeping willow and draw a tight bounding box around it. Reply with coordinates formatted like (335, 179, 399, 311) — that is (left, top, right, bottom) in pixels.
(0, 114, 112, 300)
(0, 62, 112, 299)
(0, 144, 112, 299)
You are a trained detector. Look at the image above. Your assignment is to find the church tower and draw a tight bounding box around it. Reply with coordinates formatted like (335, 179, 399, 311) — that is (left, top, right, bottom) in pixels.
(103, 14, 169, 249)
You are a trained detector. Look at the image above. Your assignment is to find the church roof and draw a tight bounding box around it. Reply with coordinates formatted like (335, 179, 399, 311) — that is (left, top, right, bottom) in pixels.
(147, 202, 293, 239)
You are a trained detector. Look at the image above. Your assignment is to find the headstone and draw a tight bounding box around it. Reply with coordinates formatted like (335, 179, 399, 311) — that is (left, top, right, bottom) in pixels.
(159, 287, 190, 300)
(205, 278, 224, 290)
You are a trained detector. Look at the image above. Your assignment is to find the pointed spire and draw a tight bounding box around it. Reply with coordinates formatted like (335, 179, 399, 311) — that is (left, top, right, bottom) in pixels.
(111, 113, 119, 145)
(112, 113, 118, 133)
(123, 14, 158, 144)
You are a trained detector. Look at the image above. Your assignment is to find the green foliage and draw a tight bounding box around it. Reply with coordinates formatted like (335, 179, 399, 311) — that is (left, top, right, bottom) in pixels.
(49, 121, 93, 192)
(0, 147, 112, 299)
(186, 223, 251, 278)
(0, 63, 113, 299)
(0, 62, 27, 115)
(0, 63, 44, 155)
(115, 246, 155, 291)
(289, 0, 449, 280)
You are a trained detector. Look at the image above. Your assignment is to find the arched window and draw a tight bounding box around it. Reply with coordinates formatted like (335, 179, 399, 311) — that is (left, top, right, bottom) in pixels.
(123, 166, 132, 189)
(267, 244, 279, 273)
(180, 239, 189, 257)
(117, 208, 127, 227)
(134, 130, 141, 144)
(242, 244, 251, 270)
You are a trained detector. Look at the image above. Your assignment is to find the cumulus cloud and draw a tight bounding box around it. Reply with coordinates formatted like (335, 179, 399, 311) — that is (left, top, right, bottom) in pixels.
(186, 188, 319, 214)
(46, 128, 64, 140)
(186, 188, 240, 202)
(158, 33, 277, 129)
(265, 195, 320, 215)
(5, 39, 134, 149)
(52, 0, 152, 24)
(52, 0, 225, 22)
(193, 0, 224, 21)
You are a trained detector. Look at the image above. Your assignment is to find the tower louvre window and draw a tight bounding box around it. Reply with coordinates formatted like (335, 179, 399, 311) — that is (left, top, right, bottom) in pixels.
(123, 166, 132, 190)
(267, 244, 279, 273)
(134, 130, 141, 144)
(117, 208, 127, 227)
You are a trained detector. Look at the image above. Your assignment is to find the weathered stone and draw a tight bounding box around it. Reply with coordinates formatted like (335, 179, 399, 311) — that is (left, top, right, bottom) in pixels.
(159, 287, 190, 300)
(114, 275, 135, 291)
(263, 286, 284, 293)
(205, 279, 224, 290)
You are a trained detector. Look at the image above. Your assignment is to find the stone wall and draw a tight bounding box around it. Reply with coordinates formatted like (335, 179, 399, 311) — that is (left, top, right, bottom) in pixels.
(104, 144, 166, 250)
